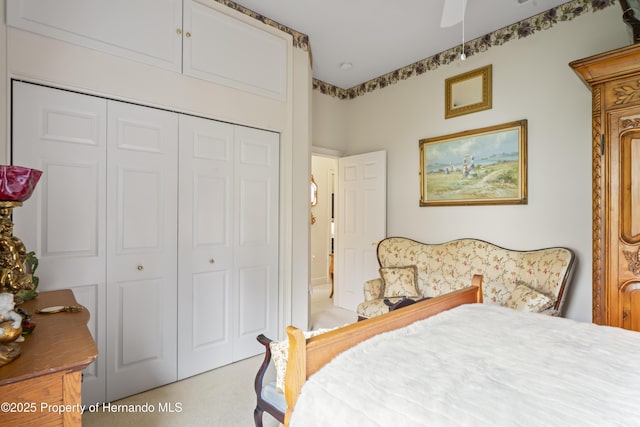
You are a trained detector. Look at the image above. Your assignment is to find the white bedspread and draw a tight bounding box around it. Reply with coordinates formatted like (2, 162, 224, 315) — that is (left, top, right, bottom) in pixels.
(289, 304, 640, 427)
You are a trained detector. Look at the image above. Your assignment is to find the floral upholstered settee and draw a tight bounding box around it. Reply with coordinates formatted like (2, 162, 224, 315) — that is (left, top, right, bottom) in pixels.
(357, 237, 576, 319)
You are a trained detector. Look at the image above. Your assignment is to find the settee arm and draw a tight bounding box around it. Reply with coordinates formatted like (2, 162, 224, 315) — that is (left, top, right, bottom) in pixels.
(363, 278, 383, 301)
(254, 334, 285, 426)
(254, 334, 273, 396)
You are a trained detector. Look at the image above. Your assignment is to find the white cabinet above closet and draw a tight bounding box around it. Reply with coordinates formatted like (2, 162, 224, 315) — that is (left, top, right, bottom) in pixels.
(6, 0, 183, 71)
(182, 1, 287, 100)
(6, 0, 288, 100)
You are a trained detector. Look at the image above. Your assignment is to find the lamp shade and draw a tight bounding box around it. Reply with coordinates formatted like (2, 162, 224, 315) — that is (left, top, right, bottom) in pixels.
(0, 166, 42, 202)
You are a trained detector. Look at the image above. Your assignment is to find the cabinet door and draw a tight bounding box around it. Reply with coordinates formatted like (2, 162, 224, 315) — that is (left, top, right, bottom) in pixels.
(182, 0, 287, 100)
(178, 115, 235, 379)
(621, 282, 640, 331)
(12, 81, 108, 404)
(233, 126, 279, 359)
(617, 126, 640, 332)
(7, 0, 183, 72)
(105, 100, 178, 401)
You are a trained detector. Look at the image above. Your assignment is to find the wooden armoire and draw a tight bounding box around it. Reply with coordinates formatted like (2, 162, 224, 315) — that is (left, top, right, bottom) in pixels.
(571, 44, 640, 331)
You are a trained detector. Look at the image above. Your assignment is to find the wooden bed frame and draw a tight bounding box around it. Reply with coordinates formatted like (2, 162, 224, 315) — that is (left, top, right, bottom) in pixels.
(283, 274, 483, 425)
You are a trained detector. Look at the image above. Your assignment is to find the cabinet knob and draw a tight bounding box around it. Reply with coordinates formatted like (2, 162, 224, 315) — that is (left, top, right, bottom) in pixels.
(186, 32, 192, 38)
(137, 265, 144, 271)
(209, 258, 215, 264)
(176, 28, 182, 35)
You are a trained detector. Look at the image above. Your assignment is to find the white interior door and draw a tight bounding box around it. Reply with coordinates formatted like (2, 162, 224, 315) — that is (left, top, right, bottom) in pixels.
(105, 100, 178, 401)
(178, 115, 234, 379)
(335, 150, 387, 312)
(12, 81, 108, 404)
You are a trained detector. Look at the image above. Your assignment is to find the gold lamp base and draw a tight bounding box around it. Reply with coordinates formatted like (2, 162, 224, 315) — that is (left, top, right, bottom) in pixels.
(0, 201, 36, 303)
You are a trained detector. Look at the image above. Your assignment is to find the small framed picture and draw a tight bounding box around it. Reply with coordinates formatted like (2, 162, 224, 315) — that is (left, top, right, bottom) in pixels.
(445, 65, 492, 119)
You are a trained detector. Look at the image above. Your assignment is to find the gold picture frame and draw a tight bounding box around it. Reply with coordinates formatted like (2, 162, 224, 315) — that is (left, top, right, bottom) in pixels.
(419, 120, 527, 206)
(445, 65, 492, 119)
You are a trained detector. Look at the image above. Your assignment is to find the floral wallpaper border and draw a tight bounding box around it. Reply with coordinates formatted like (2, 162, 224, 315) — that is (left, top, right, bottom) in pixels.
(218, 0, 616, 100)
(214, 0, 310, 50)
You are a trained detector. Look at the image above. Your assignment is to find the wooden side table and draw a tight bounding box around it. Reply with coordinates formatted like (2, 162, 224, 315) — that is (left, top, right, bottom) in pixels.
(0, 289, 98, 426)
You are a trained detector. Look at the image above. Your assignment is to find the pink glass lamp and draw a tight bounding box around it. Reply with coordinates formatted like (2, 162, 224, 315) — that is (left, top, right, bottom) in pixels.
(0, 165, 42, 303)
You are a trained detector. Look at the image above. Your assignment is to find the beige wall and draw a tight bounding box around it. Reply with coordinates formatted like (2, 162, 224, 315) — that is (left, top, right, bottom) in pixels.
(312, 92, 349, 151)
(1, 0, 313, 331)
(313, 5, 630, 322)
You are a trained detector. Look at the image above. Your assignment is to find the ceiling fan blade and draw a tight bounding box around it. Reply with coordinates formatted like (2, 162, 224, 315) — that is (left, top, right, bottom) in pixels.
(440, 0, 467, 28)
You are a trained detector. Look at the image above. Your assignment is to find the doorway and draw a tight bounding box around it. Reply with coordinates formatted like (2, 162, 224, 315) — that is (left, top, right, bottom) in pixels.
(310, 153, 359, 328)
(309, 150, 387, 327)
(310, 155, 339, 327)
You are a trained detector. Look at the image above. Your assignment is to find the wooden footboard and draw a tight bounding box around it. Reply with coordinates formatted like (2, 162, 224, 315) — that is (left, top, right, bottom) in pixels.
(284, 274, 483, 426)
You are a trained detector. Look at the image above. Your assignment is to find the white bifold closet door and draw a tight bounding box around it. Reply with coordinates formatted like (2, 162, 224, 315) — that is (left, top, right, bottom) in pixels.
(12, 81, 280, 401)
(105, 100, 178, 401)
(12, 81, 108, 405)
(177, 115, 279, 379)
(12, 82, 179, 402)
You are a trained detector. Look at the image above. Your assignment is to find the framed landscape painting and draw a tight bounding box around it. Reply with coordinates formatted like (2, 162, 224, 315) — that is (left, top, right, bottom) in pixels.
(419, 120, 527, 206)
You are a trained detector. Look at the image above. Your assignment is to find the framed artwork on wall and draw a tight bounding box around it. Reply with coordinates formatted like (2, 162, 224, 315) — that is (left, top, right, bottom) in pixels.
(444, 65, 492, 119)
(419, 119, 527, 207)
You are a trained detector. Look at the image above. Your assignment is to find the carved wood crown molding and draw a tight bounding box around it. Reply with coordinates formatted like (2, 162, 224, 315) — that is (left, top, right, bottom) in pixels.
(220, 0, 616, 99)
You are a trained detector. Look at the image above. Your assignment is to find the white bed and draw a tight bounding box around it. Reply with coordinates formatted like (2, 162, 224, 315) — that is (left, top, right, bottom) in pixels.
(289, 303, 640, 427)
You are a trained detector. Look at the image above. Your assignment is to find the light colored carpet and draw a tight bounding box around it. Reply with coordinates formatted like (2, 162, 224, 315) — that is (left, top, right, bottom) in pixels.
(309, 283, 358, 329)
(83, 283, 356, 427)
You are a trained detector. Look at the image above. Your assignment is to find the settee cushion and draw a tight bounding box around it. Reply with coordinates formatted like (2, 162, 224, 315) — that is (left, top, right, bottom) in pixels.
(381, 265, 420, 298)
(261, 380, 287, 414)
(505, 282, 554, 312)
(358, 297, 406, 319)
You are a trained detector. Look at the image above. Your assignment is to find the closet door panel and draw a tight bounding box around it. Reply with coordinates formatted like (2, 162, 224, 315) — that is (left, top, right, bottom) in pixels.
(178, 115, 234, 379)
(43, 162, 100, 255)
(12, 81, 107, 404)
(233, 126, 279, 359)
(118, 278, 164, 364)
(191, 271, 229, 349)
(119, 169, 163, 249)
(106, 100, 178, 401)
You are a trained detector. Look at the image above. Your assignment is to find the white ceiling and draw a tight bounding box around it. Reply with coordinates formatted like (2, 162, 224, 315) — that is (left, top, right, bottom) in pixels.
(232, 0, 573, 89)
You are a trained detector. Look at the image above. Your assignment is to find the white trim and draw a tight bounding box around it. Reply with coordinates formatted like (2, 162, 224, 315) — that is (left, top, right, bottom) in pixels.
(312, 146, 343, 157)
